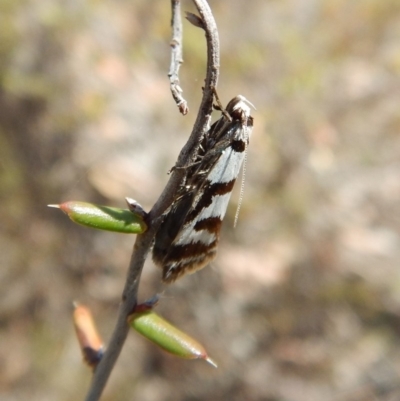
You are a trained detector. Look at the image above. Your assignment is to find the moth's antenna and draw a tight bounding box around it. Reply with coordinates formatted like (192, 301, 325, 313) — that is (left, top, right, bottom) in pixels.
(234, 126, 249, 228)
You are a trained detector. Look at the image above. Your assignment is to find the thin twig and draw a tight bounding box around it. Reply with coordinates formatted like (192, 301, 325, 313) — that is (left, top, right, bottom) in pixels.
(169, 0, 188, 115)
(84, 1, 220, 400)
(175, 0, 220, 168)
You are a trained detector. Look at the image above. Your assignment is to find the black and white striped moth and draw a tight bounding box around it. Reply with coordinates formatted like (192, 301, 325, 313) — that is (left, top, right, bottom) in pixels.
(153, 95, 254, 283)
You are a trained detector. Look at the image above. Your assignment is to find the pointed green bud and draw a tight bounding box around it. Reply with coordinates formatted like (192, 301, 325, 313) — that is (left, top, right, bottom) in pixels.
(128, 310, 217, 367)
(48, 201, 147, 234)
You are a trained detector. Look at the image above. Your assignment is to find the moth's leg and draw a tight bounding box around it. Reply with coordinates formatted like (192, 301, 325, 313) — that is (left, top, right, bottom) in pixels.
(211, 87, 232, 122)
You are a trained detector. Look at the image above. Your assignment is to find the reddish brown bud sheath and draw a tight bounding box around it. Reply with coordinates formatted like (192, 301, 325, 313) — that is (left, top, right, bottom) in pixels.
(73, 304, 104, 369)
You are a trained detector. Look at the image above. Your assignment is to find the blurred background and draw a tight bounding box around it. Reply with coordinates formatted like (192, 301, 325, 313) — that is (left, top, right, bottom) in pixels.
(1, 1, 400, 400)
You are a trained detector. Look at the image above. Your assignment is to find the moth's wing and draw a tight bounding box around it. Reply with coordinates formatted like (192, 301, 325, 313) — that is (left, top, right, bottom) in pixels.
(154, 97, 254, 282)
(152, 191, 195, 266)
(159, 126, 248, 282)
(186, 136, 247, 229)
(152, 147, 223, 262)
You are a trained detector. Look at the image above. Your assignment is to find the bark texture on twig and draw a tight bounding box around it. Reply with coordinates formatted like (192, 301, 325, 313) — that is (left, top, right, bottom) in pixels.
(169, 0, 188, 115)
(84, 1, 220, 400)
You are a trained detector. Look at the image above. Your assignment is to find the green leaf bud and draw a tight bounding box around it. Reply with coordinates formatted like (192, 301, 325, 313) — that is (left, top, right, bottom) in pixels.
(129, 310, 217, 367)
(49, 201, 147, 234)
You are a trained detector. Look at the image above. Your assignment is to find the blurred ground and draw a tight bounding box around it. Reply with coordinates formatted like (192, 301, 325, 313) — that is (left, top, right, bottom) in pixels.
(1, 1, 400, 401)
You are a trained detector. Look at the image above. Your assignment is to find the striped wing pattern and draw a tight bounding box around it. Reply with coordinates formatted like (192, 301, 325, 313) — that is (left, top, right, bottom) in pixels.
(153, 95, 254, 283)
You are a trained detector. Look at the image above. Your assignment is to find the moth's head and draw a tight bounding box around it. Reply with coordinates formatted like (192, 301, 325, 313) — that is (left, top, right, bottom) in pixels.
(226, 95, 256, 120)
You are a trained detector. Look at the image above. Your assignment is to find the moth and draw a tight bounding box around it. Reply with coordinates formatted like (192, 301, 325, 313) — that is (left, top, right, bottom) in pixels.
(153, 95, 254, 283)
